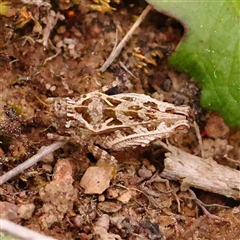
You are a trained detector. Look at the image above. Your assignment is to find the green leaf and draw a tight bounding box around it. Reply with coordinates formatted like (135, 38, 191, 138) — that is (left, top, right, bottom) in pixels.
(146, 0, 240, 127)
(0, 232, 22, 240)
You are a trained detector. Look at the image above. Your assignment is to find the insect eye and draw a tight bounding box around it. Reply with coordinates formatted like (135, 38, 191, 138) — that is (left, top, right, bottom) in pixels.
(54, 100, 62, 111)
(54, 99, 66, 117)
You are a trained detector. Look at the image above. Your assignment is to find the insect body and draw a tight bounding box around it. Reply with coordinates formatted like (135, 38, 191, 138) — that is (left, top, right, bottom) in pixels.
(48, 91, 189, 161)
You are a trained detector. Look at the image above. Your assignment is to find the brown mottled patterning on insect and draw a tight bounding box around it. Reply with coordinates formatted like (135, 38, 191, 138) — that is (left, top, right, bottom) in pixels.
(47, 91, 190, 163)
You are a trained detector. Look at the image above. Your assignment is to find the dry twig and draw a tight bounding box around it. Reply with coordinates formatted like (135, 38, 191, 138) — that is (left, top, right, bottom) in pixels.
(161, 144, 240, 200)
(188, 189, 228, 222)
(41, 10, 65, 48)
(99, 5, 152, 72)
(0, 219, 57, 240)
(0, 141, 65, 185)
(119, 61, 137, 78)
(194, 121, 204, 157)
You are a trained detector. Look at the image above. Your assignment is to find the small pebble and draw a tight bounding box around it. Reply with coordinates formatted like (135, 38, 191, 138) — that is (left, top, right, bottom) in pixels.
(205, 113, 229, 138)
(56, 40, 64, 49)
(138, 166, 152, 179)
(45, 83, 51, 90)
(0, 202, 20, 222)
(50, 85, 56, 92)
(106, 188, 119, 199)
(147, 164, 156, 173)
(97, 201, 122, 213)
(73, 215, 84, 227)
(63, 38, 75, 45)
(98, 194, 105, 202)
(42, 164, 53, 173)
(57, 25, 66, 34)
(18, 203, 35, 220)
(68, 43, 75, 50)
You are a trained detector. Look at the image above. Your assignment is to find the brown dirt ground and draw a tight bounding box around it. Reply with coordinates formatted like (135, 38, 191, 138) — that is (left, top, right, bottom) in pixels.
(0, 0, 240, 239)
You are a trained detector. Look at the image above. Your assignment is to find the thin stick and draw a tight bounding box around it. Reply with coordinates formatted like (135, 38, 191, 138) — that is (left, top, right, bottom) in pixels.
(99, 5, 152, 72)
(161, 144, 240, 200)
(113, 28, 119, 52)
(0, 141, 65, 185)
(0, 219, 57, 240)
(99, 28, 119, 74)
(188, 189, 227, 222)
(194, 121, 203, 157)
(119, 61, 137, 78)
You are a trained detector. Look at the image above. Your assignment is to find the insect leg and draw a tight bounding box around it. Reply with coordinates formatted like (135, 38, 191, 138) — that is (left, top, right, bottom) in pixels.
(47, 133, 71, 142)
(88, 145, 117, 164)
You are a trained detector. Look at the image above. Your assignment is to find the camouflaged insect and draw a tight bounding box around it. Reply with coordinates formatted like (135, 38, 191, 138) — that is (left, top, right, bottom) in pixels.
(47, 91, 190, 162)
